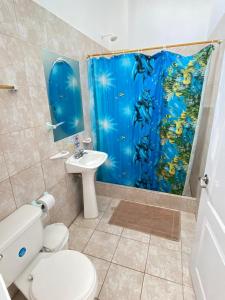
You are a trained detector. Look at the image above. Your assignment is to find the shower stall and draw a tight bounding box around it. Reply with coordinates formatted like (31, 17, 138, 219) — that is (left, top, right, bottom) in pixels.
(88, 45, 214, 195)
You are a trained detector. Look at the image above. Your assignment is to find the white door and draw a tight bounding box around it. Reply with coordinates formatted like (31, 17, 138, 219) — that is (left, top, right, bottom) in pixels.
(191, 53, 225, 300)
(0, 274, 11, 300)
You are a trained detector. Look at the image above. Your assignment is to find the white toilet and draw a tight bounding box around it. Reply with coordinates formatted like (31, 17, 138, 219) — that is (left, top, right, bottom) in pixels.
(0, 205, 97, 300)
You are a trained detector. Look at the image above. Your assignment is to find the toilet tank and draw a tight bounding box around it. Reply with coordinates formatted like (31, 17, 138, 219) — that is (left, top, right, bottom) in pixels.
(0, 205, 43, 287)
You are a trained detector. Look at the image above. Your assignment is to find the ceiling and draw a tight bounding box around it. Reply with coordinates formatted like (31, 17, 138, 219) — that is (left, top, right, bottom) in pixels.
(34, 0, 224, 50)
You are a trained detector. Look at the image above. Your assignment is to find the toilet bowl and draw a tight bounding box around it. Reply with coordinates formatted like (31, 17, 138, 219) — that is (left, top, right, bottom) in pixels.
(0, 205, 97, 300)
(15, 250, 97, 300)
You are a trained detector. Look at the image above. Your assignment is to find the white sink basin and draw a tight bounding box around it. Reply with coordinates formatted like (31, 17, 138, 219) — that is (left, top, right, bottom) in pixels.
(65, 150, 107, 173)
(65, 150, 108, 219)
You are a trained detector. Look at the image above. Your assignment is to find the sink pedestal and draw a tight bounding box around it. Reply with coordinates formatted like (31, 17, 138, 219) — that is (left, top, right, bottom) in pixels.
(65, 150, 108, 220)
(82, 170, 98, 219)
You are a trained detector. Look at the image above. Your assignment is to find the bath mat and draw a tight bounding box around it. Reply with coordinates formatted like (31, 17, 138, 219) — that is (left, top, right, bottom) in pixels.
(109, 201, 180, 241)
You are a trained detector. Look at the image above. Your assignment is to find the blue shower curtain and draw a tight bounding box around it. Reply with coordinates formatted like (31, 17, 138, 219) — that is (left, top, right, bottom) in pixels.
(88, 45, 213, 194)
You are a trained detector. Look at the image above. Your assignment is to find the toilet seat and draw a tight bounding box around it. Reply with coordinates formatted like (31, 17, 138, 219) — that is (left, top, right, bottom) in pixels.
(29, 250, 97, 300)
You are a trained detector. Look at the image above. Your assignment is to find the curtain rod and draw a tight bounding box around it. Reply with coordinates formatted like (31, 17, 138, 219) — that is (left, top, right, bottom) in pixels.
(87, 39, 223, 59)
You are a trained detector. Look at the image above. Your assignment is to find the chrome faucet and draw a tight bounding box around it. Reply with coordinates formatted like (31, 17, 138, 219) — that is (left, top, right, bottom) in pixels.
(73, 135, 88, 159)
(74, 148, 88, 159)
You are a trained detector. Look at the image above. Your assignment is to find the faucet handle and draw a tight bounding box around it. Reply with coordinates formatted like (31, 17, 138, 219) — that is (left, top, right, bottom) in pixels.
(74, 135, 80, 149)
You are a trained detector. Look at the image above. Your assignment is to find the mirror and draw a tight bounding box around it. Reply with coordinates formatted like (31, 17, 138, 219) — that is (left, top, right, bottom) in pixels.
(43, 50, 84, 141)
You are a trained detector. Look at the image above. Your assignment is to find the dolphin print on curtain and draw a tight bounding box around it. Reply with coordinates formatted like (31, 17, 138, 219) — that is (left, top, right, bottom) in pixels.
(88, 45, 214, 195)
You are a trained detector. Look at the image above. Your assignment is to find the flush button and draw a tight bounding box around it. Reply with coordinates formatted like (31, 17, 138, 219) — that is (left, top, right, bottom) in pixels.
(18, 247, 26, 257)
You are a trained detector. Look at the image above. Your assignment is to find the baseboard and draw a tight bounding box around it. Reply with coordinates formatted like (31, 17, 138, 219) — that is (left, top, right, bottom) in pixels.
(96, 181, 197, 214)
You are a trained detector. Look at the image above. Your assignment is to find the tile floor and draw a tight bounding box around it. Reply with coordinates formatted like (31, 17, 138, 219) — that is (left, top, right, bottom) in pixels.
(13, 195, 196, 300)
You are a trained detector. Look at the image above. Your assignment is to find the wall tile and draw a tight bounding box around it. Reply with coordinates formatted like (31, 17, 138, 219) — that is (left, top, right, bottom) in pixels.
(49, 177, 68, 222)
(44, 11, 71, 55)
(14, 0, 47, 46)
(96, 182, 197, 214)
(10, 163, 45, 207)
(0, 0, 18, 37)
(35, 126, 59, 160)
(22, 44, 46, 87)
(0, 179, 16, 221)
(1, 128, 40, 176)
(0, 0, 105, 255)
(0, 87, 35, 134)
(0, 34, 26, 86)
(29, 86, 50, 126)
(66, 173, 82, 200)
(49, 176, 79, 226)
(41, 157, 66, 189)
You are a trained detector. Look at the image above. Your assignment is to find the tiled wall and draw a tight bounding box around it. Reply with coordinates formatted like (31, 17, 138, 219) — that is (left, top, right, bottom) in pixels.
(0, 0, 105, 226)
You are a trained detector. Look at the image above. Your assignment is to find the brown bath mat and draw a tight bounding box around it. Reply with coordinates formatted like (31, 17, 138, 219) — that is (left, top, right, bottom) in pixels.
(109, 201, 180, 241)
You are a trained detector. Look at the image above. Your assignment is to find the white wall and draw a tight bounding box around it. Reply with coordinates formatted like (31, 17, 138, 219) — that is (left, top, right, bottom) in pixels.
(34, 0, 216, 51)
(34, 0, 128, 50)
(207, 0, 225, 37)
(127, 0, 212, 49)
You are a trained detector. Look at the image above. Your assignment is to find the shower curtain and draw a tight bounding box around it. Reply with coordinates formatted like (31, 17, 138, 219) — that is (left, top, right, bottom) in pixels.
(88, 45, 214, 195)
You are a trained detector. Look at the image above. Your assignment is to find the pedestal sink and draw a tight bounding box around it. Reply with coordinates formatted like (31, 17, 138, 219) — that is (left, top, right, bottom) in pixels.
(65, 150, 108, 219)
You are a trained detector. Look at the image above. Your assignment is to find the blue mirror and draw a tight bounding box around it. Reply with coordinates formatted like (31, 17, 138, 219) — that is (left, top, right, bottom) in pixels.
(43, 51, 84, 141)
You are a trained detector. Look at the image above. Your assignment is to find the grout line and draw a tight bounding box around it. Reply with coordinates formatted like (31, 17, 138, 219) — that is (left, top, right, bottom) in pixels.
(72, 206, 187, 298)
(144, 233, 151, 274)
(97, 260, 112, 298)
(181, 236, 185, 300)
(79, 206, 112, 253)
(95, 222, 123, 298)
(140, 232, 152, 299)
(118, 234, 150, 245)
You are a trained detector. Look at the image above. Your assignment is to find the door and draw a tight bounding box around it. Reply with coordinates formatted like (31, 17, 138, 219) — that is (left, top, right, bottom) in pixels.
(0, 274, 11, 300)
(191, 53, 225, 300)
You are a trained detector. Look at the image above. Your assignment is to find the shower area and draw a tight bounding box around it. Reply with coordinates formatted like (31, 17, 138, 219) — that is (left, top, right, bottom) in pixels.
(88, 43, 215, 196)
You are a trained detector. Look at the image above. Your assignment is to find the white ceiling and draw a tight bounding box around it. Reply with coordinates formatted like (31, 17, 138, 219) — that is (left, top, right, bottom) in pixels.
(34, 0, 224, 50)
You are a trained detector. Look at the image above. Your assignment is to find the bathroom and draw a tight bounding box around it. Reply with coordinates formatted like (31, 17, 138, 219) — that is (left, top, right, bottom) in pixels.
(0, 0, 225, 299)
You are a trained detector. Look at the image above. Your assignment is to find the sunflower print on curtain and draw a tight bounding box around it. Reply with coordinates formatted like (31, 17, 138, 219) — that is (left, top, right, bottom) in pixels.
(88, 45, 214, 195)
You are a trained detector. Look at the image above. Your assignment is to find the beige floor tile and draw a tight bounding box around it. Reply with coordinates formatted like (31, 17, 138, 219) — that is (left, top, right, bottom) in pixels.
(99, 263, 143, 300)
(183, 285, 196, 300)
(146, 245, 182, 284)
(97, 195, 112, 212)
(141, 274, 183, 300)
(69, 223, 94, 252)
(73, 211, 104, 229)
(97, 207, 123, 236)
(122, 228, 150, 243)
(181, 229, 195, 254)
(84, 231, 120, 261)
(112, 237, 148, 272)
(150, 235, 181, 251)
(181, 212, 196, 254)
(87, 255, 110, 296)
(182, 252, 193, 287)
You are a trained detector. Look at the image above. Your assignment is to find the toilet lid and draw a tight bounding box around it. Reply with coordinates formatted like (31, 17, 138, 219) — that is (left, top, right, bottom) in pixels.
(43, 223, 69, 251)
(30, 250, 97, 300)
